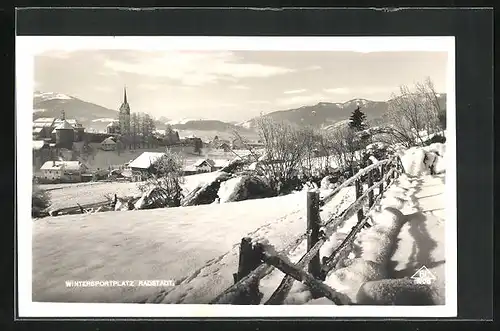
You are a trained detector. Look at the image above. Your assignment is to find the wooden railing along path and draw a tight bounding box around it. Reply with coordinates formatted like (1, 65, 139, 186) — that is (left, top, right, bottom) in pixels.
(211, 155, 405, 305)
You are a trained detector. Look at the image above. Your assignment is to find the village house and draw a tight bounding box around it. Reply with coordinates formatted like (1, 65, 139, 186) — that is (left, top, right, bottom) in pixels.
(127, 152, 168, 181)
(193, 159, 216, 173)
(33, 118, 56, 140)
(101, 137, 117, 151)
(39, 160, 88, 183)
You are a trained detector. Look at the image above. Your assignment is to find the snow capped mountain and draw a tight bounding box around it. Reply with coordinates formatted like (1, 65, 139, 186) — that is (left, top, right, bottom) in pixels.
(245, 94, 446, 129)
(342, 98, 371, 108)
(33, 91, 73, 102)
(33, 91, 119, 132)
(167, 118, 206, 126)
(92, 118, 118, 123)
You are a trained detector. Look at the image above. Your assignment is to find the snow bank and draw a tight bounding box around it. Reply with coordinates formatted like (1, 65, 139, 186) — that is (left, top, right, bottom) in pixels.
(400, 143, 446, 176)
(320, 176, 339, 190)
(217, 177, 244, 203)
(356, 278, 442, 305)
(306, 207, 406, 304)
(400, 147, 429, 176)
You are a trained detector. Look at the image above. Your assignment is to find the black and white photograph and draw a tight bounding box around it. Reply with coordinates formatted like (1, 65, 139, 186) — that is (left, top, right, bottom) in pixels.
(17, 35, 456, 317)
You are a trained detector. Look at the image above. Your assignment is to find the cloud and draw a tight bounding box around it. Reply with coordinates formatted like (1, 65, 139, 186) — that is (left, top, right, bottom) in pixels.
(230, 85, 250, 90)
(103, 51, 294, 86)
(275, 93, 329, 107)
(283, 89, 307, 94)
(323, 87, 351, 94)
(324, 86, 399, 96)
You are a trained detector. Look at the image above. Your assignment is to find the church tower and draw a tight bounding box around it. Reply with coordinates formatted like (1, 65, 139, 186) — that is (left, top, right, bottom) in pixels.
(118, 86, 131, 136)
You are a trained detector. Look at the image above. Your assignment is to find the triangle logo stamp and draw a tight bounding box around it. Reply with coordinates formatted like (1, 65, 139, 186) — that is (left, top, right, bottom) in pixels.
(410, 266, 437, 285)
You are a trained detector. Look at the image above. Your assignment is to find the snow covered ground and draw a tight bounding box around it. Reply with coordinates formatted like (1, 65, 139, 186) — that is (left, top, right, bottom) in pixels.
(301, 173, 445, 305)
(32, 186, 351, 303)
(33, 145, 447, 305)
(43, 171, 220, 211)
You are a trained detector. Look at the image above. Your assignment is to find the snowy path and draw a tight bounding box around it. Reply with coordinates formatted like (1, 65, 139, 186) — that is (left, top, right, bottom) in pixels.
(388, 174, 446, 302)
(32, 187, 352, 303)
(303, 173, 446, 305)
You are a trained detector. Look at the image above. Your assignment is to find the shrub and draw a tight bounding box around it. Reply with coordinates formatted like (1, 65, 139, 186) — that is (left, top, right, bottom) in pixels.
(32, 185, 51, 217)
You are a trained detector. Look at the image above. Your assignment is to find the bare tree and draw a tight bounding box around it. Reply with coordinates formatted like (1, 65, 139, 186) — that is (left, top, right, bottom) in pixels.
(415, 77, 446, 136)
(327, 124, 361, 172)
(299, 126, 321, 176)
(140, 113, 156, 148)
(251, 116, 309, 194)
(387, 77, 444, 147)
(137, 149, 185, 207)
(130, 113, 140, 149)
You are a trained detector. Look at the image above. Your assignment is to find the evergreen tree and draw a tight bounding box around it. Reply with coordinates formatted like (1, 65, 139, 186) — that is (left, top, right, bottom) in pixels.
(194, 138, 203, 155)
(348, 106, 367, 131)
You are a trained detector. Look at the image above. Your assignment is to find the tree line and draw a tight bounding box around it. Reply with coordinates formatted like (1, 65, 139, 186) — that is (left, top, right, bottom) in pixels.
(233, 77, 446, 195)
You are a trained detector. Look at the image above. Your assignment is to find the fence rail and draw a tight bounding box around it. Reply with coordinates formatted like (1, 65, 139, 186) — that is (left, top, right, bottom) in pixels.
(211, 155, 405, 305)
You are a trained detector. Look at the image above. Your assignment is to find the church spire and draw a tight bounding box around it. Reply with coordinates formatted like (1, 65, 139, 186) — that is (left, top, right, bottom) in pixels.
(123, 86, 128, 104)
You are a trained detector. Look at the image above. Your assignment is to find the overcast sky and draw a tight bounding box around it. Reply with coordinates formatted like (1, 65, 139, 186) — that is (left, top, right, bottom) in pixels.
(34, 50, 447, 122)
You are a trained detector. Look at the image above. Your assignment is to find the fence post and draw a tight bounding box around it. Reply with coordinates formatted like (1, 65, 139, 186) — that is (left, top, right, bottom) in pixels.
(232, 237, 263, 304)
(367, 169, 374, 207)
(386, 164, 391, 186)
(307, 191, 321, 280)
(379, 164, 384, 194)
(355, 179, 364, 223)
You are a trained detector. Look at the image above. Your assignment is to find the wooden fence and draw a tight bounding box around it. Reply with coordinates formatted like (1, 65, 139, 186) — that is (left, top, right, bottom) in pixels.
(211, 155, 405, 305)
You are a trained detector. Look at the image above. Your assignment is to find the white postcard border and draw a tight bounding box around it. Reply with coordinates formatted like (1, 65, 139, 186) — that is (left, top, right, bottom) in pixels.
(16, 36, 457, 318)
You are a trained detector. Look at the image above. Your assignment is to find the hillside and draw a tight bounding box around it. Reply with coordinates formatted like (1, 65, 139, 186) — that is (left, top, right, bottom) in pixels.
(240, 95, 446, 129)
(33, 92, 169, 132)
(33, 91, 120, 132)
(32, 91, 446, 135)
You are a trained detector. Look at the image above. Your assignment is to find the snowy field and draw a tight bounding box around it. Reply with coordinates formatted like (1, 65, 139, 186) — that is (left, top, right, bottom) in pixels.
(42, 171, 220, 211)
(32, 187, 351, 303)
(32, 144, 447, 305)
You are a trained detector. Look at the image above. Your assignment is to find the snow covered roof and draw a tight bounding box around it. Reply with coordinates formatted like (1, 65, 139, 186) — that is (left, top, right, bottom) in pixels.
(33, 127, 43, 134)
(54, 118, 81, 128)
(128, 152, 166, 169)
(107, 121, 119, 127)
(33, 117, 56, 128)
(54, 120, 74, 130)
(40, 160, 83, 171)
(154, 129, 166, 135)
(101, 137, 116, 145)
(213, 159, 230, 168)
(193, 159, 215, 167)
(33, 140, 46, 150)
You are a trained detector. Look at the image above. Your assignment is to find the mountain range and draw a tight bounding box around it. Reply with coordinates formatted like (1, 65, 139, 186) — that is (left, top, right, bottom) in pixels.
(32, 91, 446, 134)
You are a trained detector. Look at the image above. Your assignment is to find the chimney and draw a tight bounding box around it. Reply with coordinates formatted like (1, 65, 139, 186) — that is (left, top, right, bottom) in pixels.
(52, 160, 56, 167)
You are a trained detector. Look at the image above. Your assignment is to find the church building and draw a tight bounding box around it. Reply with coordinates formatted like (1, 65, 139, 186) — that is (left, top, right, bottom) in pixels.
(118, 86, 131, 136)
